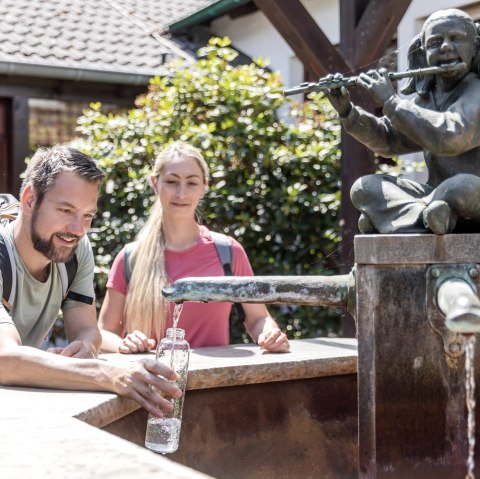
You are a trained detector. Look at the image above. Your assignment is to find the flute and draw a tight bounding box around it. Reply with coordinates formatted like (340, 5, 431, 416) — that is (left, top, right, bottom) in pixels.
(283, 62, 467, 96)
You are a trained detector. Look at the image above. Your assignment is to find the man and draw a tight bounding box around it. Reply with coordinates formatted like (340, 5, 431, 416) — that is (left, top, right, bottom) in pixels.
(326, 9, 480, 234)
(0, 146, 180, 417)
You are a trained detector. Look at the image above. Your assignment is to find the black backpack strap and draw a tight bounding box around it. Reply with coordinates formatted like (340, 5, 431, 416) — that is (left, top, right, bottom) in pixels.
(0, 195, 20, 312)
(63, 254, 92, 304)
(59, 254, 93, 305)
(210, 231, 245, 322)
(0, 227, 15, 312)
(64, 254, 78, 291)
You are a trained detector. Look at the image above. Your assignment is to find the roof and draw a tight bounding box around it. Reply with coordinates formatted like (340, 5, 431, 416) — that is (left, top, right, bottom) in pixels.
(169, 0, 252, 33)
(0, 0, 217, 85)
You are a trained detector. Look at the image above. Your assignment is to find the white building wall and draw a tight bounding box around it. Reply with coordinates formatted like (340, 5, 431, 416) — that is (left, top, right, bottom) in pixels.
(211, 0, 339, 88)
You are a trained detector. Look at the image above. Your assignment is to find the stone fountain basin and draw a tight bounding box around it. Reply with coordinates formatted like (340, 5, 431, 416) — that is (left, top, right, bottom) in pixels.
(0, 338, 358, 479)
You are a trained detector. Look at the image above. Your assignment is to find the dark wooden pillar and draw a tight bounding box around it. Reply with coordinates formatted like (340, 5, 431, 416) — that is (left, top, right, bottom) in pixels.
(338, 0, 376, 336)
(0, 97, 28, 196)
(338, 0, 375, 267)
(11, 97, 29, 195)
(250, 0, 414, 337)
(338, 0, 413, 271)
(0, 99, 10, 192)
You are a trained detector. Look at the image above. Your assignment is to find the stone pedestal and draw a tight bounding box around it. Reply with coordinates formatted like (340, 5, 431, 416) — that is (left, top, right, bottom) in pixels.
(355, 234, 480, 479)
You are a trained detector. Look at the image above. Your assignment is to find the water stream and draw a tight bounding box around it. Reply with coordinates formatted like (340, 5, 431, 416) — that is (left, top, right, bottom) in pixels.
(169, 303, 184, 369)
(465, 335, 477, 479)
(172, 303, 184, 330)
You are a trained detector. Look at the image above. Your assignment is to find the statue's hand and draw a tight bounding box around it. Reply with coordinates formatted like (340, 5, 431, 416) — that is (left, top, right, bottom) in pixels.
(325, 74, 352, 117)
(357, 68, 395, 105)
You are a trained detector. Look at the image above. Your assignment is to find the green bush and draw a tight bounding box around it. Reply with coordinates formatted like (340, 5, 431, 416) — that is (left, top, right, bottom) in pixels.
(75, 37, 343, 342)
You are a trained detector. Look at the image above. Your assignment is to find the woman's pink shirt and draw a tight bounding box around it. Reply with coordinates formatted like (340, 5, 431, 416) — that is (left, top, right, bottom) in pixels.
(106, 226, 254, 348)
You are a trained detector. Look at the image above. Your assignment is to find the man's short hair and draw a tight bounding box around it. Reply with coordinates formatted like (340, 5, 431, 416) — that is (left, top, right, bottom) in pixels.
(20, 146, 104, 204)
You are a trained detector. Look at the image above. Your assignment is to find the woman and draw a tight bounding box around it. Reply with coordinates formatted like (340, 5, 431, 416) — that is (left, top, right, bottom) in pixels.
(98, 141, 289, 353)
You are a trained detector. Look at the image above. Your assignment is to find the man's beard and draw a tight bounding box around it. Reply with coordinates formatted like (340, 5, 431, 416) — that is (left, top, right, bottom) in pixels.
(31, 207, 81, 263)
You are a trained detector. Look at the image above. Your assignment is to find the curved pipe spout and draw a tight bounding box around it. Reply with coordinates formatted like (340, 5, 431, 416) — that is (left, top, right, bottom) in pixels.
(437, 278, 480, 334)
(162, 272, 356, 317)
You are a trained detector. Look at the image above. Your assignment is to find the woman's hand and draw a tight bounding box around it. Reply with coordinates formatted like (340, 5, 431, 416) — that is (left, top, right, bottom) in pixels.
(120, 330, 156, 354)
(257, 328, 290, 353)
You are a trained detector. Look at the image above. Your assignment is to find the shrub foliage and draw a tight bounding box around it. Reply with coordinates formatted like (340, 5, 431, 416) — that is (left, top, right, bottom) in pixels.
(76, 38, 343, 341)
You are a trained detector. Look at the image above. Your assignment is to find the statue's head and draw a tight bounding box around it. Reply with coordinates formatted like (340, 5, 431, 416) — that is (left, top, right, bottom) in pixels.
(402, 9, 480, 97)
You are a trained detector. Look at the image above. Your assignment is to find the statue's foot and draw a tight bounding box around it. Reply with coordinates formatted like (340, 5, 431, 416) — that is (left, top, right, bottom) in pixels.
(423, 200, 458, 234)
(358, 213, 378, 234)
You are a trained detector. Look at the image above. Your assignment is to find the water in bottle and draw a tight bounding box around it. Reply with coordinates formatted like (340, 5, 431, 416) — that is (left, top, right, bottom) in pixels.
(145, 325, 190, 454)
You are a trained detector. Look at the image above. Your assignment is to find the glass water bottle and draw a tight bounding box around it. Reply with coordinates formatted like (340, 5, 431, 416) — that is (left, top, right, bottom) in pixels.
(145, 327, 190, 454)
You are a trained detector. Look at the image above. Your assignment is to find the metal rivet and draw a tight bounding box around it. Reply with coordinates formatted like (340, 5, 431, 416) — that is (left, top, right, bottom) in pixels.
(431, 268, 441, 278)
(469, 268, 479, 278)
(449, 343, 461, 354)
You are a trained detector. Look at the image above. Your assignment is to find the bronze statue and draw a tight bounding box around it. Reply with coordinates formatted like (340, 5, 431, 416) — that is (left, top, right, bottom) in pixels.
(326, 9, 480, 234)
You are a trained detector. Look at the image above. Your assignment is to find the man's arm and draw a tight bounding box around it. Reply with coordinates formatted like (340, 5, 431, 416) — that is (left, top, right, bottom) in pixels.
(0, 322, 181, 417)
(47, 303, 100, 358)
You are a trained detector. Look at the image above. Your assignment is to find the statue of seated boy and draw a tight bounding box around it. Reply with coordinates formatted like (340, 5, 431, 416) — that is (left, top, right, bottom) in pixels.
(326, 9, 480, 234)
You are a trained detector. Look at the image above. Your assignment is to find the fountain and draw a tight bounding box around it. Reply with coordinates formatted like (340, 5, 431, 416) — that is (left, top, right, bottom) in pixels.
(164, 233, 480, 478)
(163, 10, 480, 477)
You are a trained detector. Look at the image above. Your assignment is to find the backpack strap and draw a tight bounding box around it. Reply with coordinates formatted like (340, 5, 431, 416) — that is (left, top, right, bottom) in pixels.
(210, 231, 245, 322)
(0, 223, 89, 310)
(0, 227, 16, 312)
(1, 195, 20, 311)
(61, 254, 92, 304)
(121, 235, 246, 321)
(123, 242, 137, 285)
(210, 231, 233, 274)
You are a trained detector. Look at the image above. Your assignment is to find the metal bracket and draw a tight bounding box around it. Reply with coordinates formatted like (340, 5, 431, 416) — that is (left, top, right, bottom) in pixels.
(426, 264, 480, 359)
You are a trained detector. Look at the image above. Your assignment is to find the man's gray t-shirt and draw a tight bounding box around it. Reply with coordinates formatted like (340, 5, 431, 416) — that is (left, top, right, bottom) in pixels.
(0, 223, 95, 347)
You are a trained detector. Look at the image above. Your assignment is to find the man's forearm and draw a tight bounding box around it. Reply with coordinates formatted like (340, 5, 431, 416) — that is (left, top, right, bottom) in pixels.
(0, 345, 111, 391)
(0, 344, 183, 417)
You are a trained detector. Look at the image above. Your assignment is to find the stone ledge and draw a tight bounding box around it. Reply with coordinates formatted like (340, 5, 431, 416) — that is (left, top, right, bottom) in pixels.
(0, 338, 357, 478)
(355, 233, 480, 265)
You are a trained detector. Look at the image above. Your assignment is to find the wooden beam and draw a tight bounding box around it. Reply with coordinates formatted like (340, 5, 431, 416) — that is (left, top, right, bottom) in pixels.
(339, 0, 370, 62)
(0, 76, 145, 105)
(11, 97, 29, 195)
(354, 0, 412, 67)
(253, 0, 352, 77)
(0, 99, 10, 192)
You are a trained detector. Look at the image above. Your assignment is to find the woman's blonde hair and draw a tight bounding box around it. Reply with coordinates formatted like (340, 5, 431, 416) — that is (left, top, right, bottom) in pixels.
(123, 141, 209, 339)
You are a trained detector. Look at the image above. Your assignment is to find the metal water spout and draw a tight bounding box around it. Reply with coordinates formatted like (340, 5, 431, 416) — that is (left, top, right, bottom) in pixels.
(436, 277, 480, 334)
(162, 270, 356, 317)
(426, 264, 480, 358)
